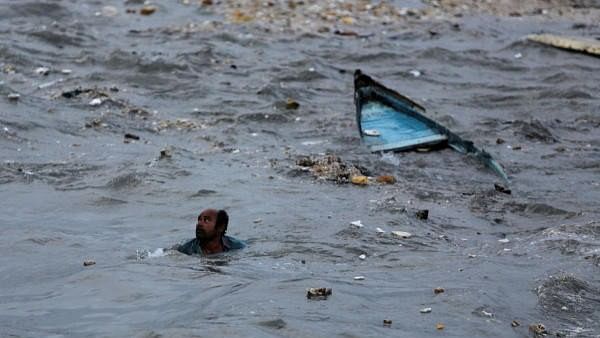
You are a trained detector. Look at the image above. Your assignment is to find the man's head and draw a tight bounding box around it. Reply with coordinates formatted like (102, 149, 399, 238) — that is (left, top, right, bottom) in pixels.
(196, 208, 229, 243)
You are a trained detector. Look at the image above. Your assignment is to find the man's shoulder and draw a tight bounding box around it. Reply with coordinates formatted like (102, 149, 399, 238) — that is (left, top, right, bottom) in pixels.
(174, 238, 201, 255)
(223, 235, 246, 251)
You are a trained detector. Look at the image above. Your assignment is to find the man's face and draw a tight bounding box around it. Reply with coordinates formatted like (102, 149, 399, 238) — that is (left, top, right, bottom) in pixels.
(196, 209, 219, 241)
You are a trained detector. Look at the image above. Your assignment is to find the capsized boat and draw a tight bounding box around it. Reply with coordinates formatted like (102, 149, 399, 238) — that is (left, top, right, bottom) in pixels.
(354, 69, 508, 181)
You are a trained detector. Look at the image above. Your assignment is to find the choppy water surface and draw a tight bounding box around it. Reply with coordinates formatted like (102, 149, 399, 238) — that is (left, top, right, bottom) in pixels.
(1, 1, 599, 337)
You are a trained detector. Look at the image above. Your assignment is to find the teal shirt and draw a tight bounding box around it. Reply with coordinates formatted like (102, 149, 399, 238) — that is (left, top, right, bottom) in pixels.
(174, 235, 245, 255)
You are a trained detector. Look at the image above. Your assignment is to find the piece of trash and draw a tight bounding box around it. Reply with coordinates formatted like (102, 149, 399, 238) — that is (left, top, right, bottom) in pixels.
(358, 254, 366, 260)
(7, 93, 20, 101)
(89, 98, 103, 106)
(124, 133, 140, 140)
(481, 310, 493, 317)
(354, 276, 365, 280)
(340, 16, 354, 25)
(434, 287, 445, 294)
(391, 231, 412, 238)
(295, 155, 366, 184)
(38, 78, 63, 89)
(253, 218, 263, 224)
(334, 30, 359, 37)
(140, 5, 157, 15)
(363, 129, 380, 136)
(350, 220, 364, 228)
(159, 148, 172, 159)
(561, 306, 568, 311)
(354, 70, 507, 181)
(102, 5, 118, 16)
(383, 319, 392, 327)
(527, 34, 600, 56)
(306, 287, 332, 300)
(409, 70, 421, 77)
(376, 175, 396, 184)
(494, 183, 511, 194)
(420, 307, 432, 313)
(436, 323, 445, 330)
(415, 209, 429, 220)
(35, 67, 49, 76)
(498, 238, 510, 243)
(468, 254, 477, 258)
(376, 227, 385, 234)
(61, 69, 72, 75)
(529, 323, 547, 336)
(285, 98, 300, 110)
(511, 320, 520, 327)
(351, 175, 368, 185)
(514, 52, 523, 59)
(83, 260, 95, 266)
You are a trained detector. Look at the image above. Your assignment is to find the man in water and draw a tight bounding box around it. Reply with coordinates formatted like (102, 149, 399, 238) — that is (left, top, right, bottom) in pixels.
(175, 208, 245, 255)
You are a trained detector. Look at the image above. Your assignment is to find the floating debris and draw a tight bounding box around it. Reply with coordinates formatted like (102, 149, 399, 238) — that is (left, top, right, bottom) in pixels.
(529, 323, 547, 337)
(295, 155, 366, 184)
(38, 79, 63, 89)
(363, 129, 380, 136)
(528, 34, 600, 56)
(155, 119, 203, 131)
(358, 254, 366, 260)
(376, 175, 396, 184)
(307, 287, 332, 300)
(140, 5, 157, 16)
(350, 220, 364, 228)
(7, 93, 20, 101)
(434, 287, 445, 294)
(354, 70, 508, 181)
(436, 323, 445, 330)
(409, 69, 421, 77)
(420, 307, 432, 314)
(354, 276, 365, 280)
(89, 98, 103, 106)
(481, 310, 493, 318)
(383, 319, 392, 327)
(511, 320, 520, 327)
(102, 5, 119, 17)
(391, 231, 412, 238)
(61, 69, 72, 75)
(285, 98, 300, 110)
(350, 175, 368, 185)
(375, 227, 385, 234)
(124, 133, 140, 140)
(159, 147, 172, 159)
(415, 209, 429, 220)
(83, 260, 96, 266)
(514, 52, 523, 59)
(35, 67, 50, 76)
(230, 9, 253, 23)
(498, 238, 510, 243)
(494, 183, 511, 194)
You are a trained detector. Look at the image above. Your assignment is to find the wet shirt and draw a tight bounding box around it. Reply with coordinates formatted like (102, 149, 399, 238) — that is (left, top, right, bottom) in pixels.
(174, 235, 245, 255)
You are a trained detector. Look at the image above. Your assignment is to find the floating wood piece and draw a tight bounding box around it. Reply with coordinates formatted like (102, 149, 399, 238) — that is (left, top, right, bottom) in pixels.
(527, 34, 600, 56)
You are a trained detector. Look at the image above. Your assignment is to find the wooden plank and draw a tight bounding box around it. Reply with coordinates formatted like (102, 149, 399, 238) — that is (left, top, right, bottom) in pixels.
(528, 34, 600, 56)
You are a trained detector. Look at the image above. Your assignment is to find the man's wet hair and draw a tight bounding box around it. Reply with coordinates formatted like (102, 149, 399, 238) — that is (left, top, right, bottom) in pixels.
(217, 209, 229, 234)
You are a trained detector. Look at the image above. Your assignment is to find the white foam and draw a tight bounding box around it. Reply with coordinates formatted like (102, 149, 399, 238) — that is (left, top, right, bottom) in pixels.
(147, 248, 167, 258)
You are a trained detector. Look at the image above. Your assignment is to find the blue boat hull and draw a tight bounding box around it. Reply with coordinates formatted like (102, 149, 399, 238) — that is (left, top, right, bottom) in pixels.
(354, 70, 508, 181)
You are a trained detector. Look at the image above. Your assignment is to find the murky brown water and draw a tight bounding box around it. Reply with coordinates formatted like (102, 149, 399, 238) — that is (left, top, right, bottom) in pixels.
(1, 1, 599, 337)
